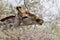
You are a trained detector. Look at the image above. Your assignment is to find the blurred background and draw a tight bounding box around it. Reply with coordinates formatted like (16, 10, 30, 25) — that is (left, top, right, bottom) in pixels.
(0, 0, 60, 40)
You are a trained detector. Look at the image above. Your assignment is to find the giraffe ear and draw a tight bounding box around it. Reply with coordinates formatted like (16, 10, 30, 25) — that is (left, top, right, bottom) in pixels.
(22, 16, 28, 19)
(16, 7, 18, 10)
(19, 7, 21, 8)
(16, 6, 21, 10)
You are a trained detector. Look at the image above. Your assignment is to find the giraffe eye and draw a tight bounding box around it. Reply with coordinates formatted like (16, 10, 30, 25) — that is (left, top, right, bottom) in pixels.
(22, 16, 28, 19)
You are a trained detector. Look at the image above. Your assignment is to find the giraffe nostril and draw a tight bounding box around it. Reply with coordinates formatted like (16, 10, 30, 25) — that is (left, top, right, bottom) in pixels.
(36, 19, 40, 22)
(39, 20, 44, 25)
(36, 19, 44, 25)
